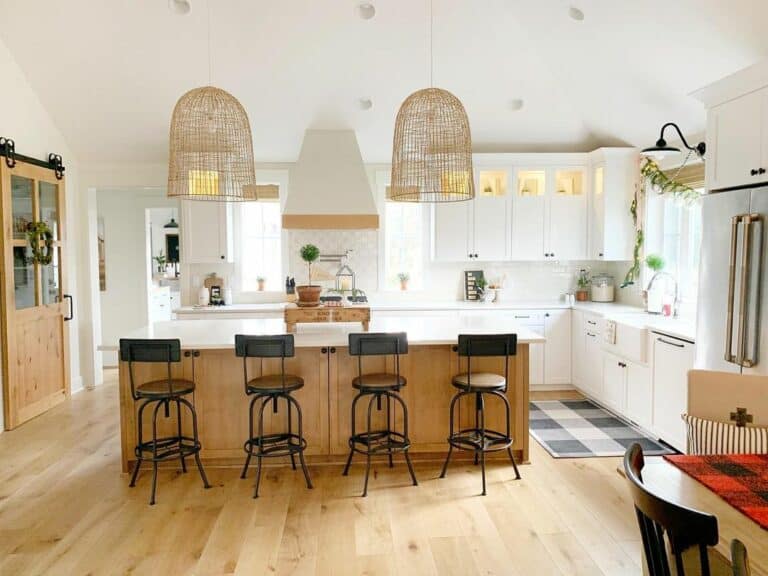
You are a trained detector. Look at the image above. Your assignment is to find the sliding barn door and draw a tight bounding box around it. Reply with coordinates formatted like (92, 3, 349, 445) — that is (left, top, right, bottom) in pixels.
(0, 160, 70, 429)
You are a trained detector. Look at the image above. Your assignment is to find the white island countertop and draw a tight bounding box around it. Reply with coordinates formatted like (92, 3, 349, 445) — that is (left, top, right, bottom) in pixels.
(101, 315, 546, 351)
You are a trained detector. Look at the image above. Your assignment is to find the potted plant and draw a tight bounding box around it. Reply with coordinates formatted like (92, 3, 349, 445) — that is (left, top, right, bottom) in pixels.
(257, 276, 266, 291)
(296, 244, 322, 306)
(153, 251, 167, 275)
(475, 276, 487, 301)
(644, 254, 667, 313)
(575, 269, 590, 301)
(398, 272, 410, 291)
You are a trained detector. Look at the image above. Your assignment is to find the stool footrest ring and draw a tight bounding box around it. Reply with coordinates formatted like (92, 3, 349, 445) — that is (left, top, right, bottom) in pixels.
(134, 435, 202, 462)
(243, 433, 308, 459)
(447, 428, 513, 452)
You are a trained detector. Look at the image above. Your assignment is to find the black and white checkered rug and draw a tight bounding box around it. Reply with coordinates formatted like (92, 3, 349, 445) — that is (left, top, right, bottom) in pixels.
(530, 399, 676, 458)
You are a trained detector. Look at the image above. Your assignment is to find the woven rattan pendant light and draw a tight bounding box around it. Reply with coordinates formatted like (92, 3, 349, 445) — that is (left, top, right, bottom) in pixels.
(167, 1, 256, 201)
(389, 0, 474, 202)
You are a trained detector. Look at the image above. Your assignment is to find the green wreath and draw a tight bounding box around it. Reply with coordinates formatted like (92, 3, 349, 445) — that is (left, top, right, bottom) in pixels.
(26, 221, 54, 265)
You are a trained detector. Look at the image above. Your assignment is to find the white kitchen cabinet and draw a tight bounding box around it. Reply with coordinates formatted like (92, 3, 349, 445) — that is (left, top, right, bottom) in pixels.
(705, 87, 768, 191)
(508, 311, 545, 386)
(181, 200, 233, 263)
(571, 309, 584, 387)
(544, 309, 571, 385)
(581, 313, 603, 398)
(652, 333, 695, 452)
(625, 361, 652, 430)
(432, 168, 511, 262)
(588, 148, 638, 261)
(511, 167, 587, 261)
(602, 352, 627, 412)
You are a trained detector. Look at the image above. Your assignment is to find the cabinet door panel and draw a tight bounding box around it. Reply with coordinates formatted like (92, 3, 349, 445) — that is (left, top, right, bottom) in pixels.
(512, 169, 546, 260)
(549, 168, 587, 260)
(432, 202, 471, 261)
(583, 331, 603, 398)
(181, 200, 230, 263)
(544, 310, 571, 385)
(473, 188, 509, 261)
(626, 361, 651, 429)
(590, 164, 605, 259)
(708, 91, 763, 191)
(602, 353, 626, 412)
(571, 311, 584, 387)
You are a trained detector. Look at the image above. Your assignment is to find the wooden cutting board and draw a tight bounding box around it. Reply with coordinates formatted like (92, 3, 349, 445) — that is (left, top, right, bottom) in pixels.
(204, 274, 224, 289)
(284, 305, 370, 333)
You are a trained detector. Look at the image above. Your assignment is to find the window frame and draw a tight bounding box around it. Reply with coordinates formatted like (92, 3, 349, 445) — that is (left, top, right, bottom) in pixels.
(375, 169, 430, 292)
(232, 169, 290, 297)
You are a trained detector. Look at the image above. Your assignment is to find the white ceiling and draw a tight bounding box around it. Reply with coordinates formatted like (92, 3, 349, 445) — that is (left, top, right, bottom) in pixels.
(1, 0, 767, 164)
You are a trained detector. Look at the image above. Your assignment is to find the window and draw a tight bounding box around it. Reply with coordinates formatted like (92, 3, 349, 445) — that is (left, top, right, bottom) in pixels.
(235, 172, 288, 292)
(378, 171, 425, 290)
(645, 187, 703, 304)
(384, 200, 424, 290)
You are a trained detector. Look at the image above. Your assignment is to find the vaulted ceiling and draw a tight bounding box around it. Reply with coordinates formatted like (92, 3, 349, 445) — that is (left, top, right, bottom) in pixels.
(1, 0, 767, 164)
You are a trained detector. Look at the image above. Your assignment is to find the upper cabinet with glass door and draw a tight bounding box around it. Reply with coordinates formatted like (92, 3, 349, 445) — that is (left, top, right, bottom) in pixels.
(473, 168, 511, 261)
(588, 148, 639, 261)
(511, 163, 588, 261)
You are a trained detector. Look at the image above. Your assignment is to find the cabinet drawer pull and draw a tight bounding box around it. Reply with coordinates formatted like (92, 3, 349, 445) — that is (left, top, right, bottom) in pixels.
(514, 315, 531, 319)
(586, 332, 596, 337)
(587, 320, 597, 325)
(657, 337, 685, 349)
(751, 169, 759, 176)
(760, 168, 767, 175)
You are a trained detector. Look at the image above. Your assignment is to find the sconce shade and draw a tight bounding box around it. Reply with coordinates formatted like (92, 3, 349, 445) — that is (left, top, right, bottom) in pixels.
(167, 86, 257, 201)
(389, 88, 474, 202)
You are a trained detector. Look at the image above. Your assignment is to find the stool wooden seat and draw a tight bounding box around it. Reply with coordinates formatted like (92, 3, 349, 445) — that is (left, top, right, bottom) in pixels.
(119, 338, 210, 505)
(342, 332, 418, 496)
(440, 334, 521, 495)
(236, 334, 313, 498)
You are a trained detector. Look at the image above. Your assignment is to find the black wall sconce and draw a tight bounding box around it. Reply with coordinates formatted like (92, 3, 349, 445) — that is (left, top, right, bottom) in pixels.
(641, 122, 706, 161)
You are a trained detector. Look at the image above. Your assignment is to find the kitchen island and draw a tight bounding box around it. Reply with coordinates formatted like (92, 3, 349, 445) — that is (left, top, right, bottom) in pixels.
(112, 315, 545, 473)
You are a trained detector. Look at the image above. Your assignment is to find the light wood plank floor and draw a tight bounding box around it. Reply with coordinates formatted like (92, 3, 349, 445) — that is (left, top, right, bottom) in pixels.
(0, 372, 642, 575)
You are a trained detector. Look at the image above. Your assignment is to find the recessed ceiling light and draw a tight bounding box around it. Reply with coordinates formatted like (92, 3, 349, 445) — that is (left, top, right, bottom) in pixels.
(358, 98, 374, 111)
(509, 98, 524, 111)
(568, 6, 584, 21)
(357, 2, 376, 20)
(168, 0, 191, 15)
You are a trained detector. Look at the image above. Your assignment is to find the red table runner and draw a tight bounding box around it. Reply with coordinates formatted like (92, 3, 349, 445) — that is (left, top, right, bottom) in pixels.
(664, 454, 768, 530)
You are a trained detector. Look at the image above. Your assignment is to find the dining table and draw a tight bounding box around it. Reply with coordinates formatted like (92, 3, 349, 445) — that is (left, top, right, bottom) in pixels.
(641, 456, 768, 575)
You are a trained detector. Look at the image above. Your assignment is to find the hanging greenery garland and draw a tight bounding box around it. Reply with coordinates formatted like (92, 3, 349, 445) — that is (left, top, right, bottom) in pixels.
(26, 221, 54, 265)
(621, 158, 702, 287)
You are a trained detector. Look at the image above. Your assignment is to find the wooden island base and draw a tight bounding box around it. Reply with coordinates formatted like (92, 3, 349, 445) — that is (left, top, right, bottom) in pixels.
(119, 344, 530, 473)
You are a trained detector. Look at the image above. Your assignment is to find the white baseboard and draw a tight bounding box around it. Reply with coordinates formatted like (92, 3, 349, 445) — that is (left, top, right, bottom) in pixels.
(530, 383, 576, 392)
(71, 376, 84, 395)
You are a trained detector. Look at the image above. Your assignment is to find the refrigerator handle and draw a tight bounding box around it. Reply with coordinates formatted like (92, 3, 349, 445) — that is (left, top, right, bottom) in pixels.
(736, 216, 752, 366)
(741, 214, 763, 368)
(725, 215, 740, 363)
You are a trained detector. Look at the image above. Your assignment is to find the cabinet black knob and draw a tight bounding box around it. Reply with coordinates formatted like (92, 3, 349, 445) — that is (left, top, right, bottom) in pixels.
(474, 253, 478, 258)
(760, 168, 766, 175)
(751, 169, 759, 176)
(330, 347, 336, 354)
(321, 347, 328, 354)
(551, 253, 555, 258)
(598, 252, 604, 257)
(220, 255, 225, 259)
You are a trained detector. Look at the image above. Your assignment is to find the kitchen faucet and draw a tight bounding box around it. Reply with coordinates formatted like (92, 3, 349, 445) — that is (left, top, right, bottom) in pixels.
(646, 271, 680, 317)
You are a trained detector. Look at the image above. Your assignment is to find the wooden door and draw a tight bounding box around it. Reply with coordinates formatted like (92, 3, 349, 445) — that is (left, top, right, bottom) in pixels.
(0, 160, 70, 429)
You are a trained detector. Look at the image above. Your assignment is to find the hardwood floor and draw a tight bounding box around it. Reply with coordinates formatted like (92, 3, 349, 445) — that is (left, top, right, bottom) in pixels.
(0, 373, 642, 575)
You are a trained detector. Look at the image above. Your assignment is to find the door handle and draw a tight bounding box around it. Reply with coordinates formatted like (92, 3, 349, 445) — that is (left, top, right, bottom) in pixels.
(657, 337, 685, 349)
(739, 214, 762, 368)
(725, 216, 740, 363)
(63, 294, 73, 321)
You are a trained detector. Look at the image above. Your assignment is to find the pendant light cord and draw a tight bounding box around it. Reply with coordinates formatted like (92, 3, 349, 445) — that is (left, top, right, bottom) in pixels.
(207, 0, 212, 85)
(429, 0, 433, 88)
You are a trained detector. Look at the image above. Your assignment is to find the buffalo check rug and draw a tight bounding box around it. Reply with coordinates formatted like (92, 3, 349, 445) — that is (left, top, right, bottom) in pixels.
(529, 399, 676, 458)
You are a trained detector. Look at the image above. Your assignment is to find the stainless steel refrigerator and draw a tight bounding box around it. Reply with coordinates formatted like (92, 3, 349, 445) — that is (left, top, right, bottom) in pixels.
(695, 187, 767, 373)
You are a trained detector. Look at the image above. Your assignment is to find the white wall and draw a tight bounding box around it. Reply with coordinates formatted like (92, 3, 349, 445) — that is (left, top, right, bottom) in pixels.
(0, 35, 84, 430)
(97, 188, 179, 365)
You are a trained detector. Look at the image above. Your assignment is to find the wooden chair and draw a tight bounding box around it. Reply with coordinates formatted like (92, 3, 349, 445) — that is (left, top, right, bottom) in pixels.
(624, 443, 752, 576)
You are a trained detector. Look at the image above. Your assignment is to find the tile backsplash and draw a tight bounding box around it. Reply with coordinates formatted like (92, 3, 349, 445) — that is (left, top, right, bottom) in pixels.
(287, 229, 379, 290)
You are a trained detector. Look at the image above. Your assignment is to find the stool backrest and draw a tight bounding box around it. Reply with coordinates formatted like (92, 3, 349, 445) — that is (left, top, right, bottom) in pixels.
(623, 443, 719, 576)
(235, 334, 294, 393)
(119, 338, 181, 399)
(457, 334, 516, 391)
(348, 332, 408, 386)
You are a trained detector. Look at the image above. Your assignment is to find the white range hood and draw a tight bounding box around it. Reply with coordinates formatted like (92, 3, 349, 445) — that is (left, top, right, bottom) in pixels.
(282, 130, 379, 229)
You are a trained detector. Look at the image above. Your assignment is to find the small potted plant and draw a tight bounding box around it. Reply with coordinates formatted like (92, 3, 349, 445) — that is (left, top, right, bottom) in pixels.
(257, 276, 266, 291)
(153, 251, 167, 275)
(575, 269, 590, 301)
(296, 244, 322, 306)
(398, 272, 410, 291)
(475, 276, 488, 301)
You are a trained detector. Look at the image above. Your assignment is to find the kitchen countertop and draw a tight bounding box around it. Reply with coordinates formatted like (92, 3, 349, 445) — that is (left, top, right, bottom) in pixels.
(101, 315, 546, 351)
(172, 299, 696, 342)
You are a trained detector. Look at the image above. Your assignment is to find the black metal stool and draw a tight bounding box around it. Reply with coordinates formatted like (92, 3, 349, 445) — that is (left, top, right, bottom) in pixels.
(342, 332, 418, 497)
(439, 333, 521, 495)
(236, 334, 313, 498)
(120, 338, 210, 505)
